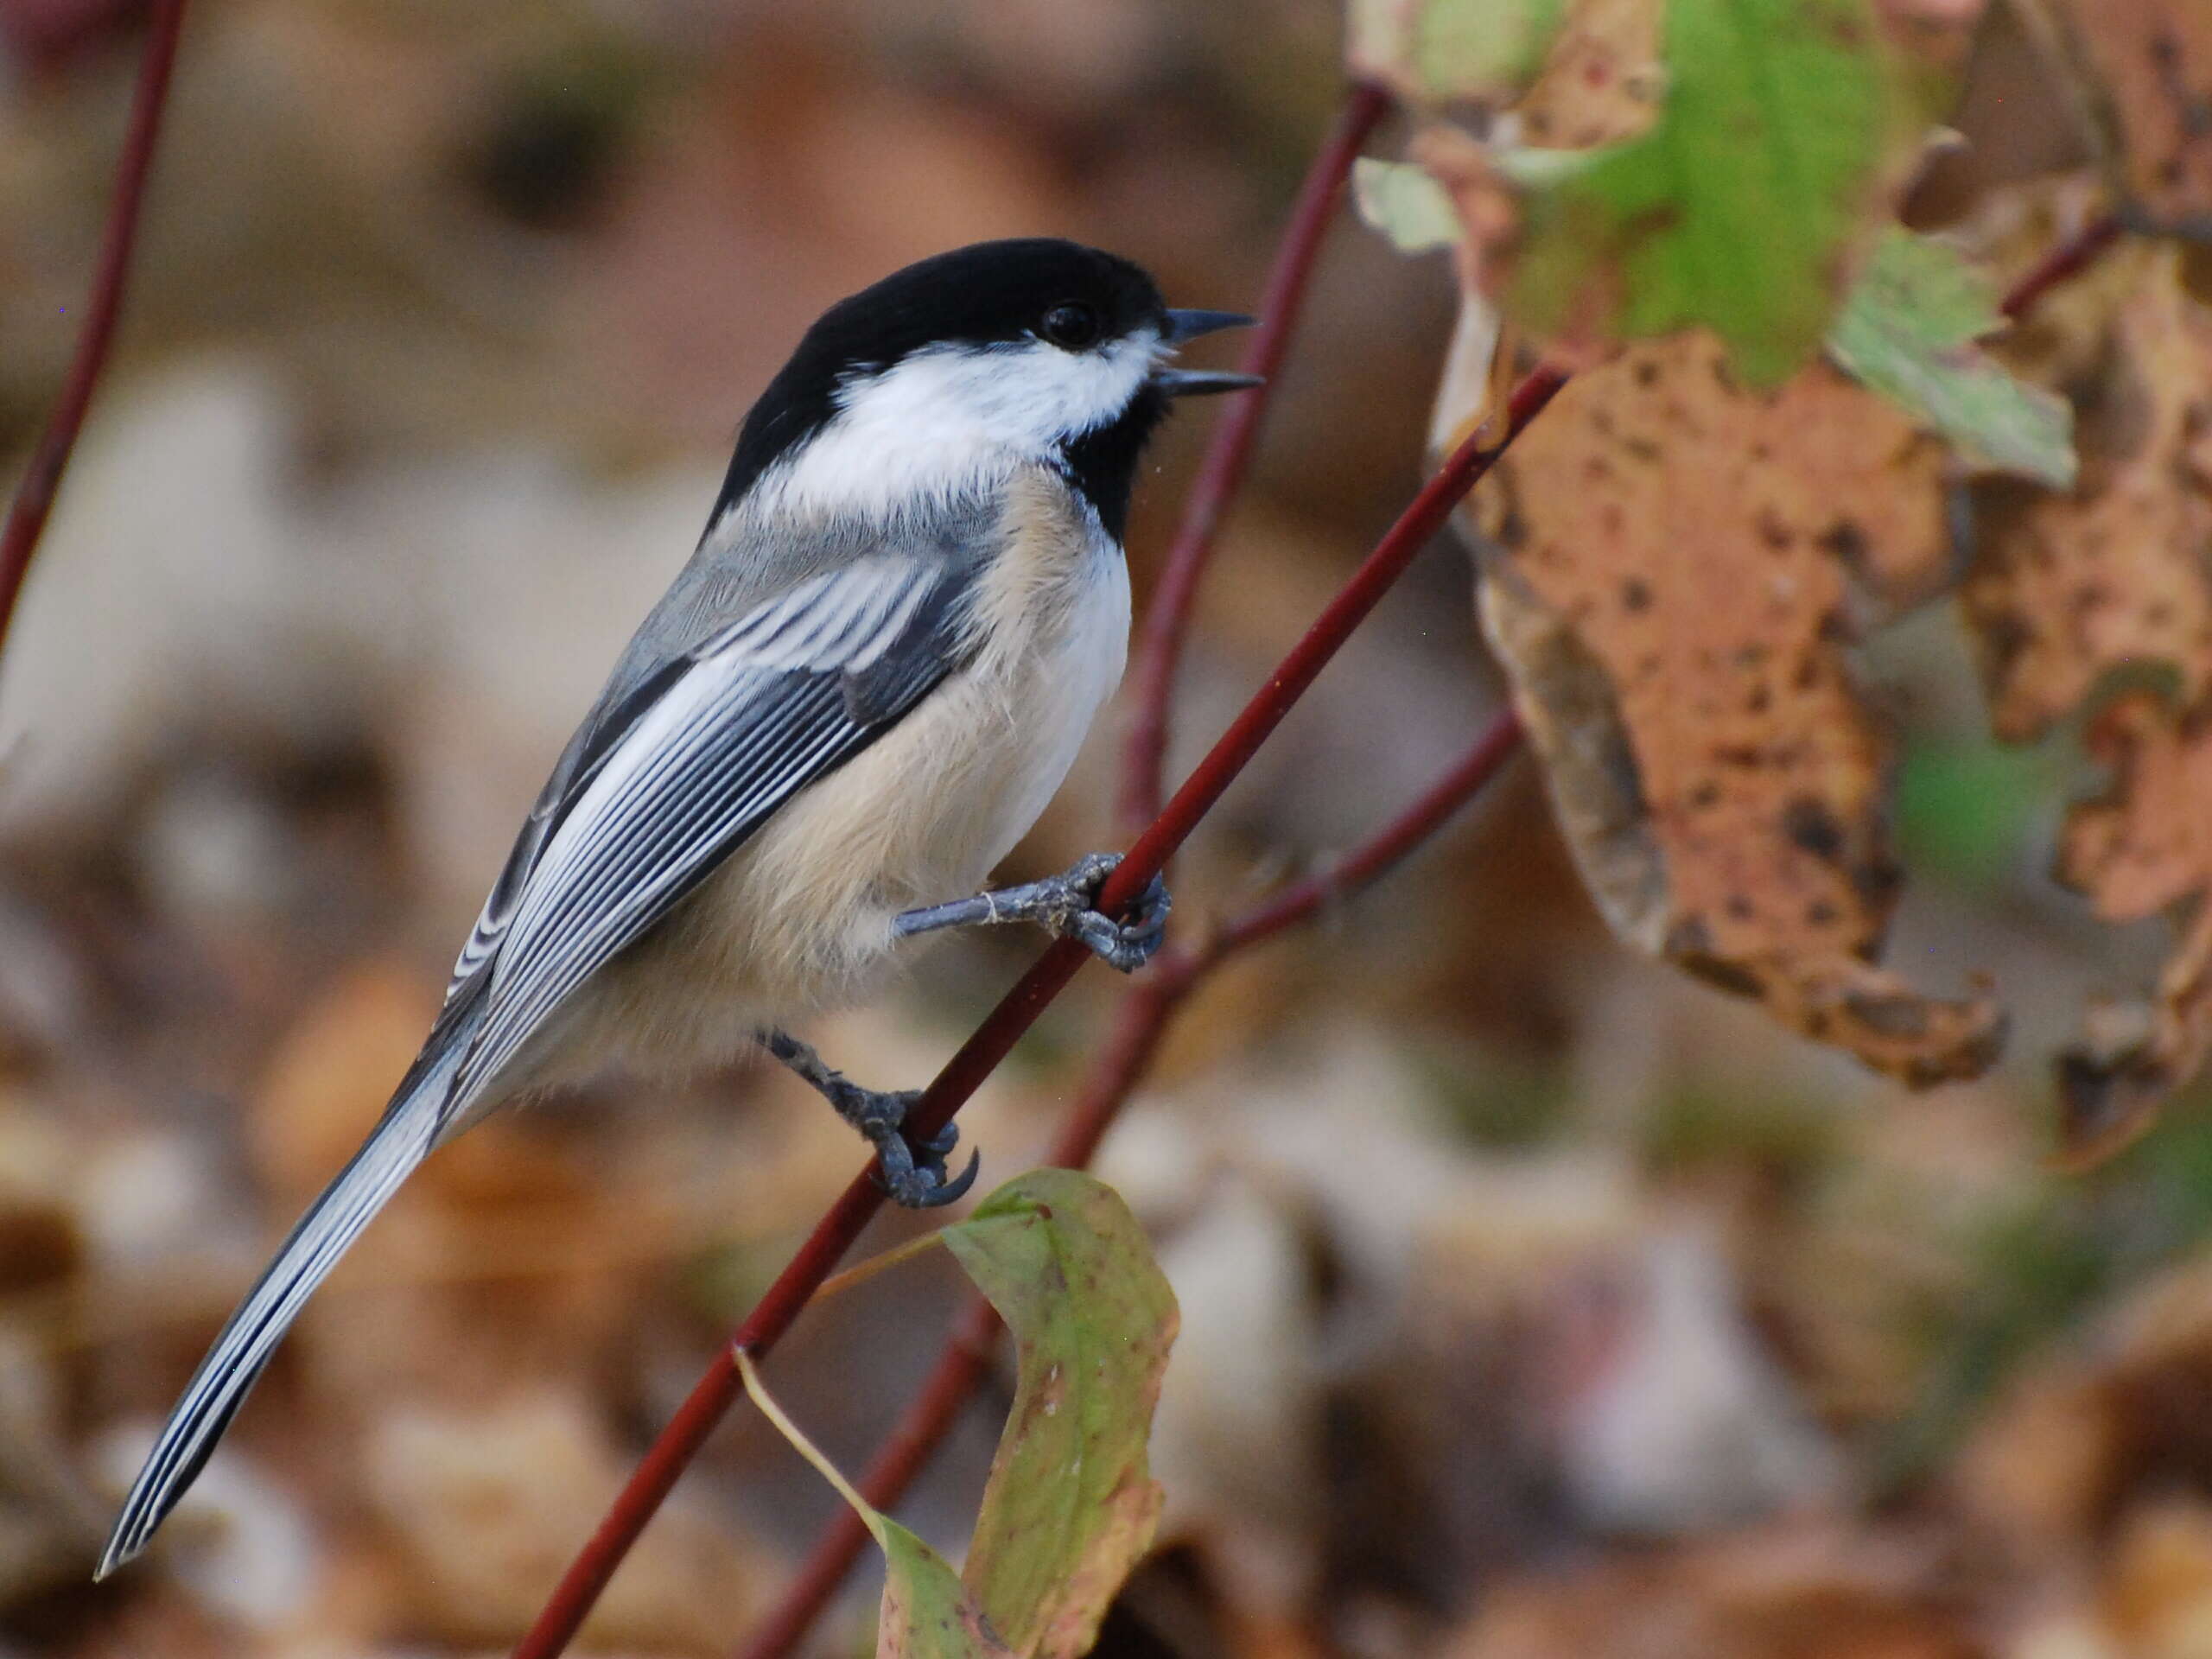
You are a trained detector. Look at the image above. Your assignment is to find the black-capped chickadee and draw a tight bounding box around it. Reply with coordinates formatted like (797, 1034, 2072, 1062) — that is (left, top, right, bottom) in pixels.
(99, 238, 1256, 1576)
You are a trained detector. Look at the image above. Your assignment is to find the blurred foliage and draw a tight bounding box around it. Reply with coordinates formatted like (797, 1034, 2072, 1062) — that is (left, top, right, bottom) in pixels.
(10, 2, 2212, 1658)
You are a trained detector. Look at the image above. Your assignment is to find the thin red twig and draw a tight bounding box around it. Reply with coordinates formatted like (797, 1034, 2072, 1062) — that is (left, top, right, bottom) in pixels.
(733, 711, 1521, 1659)
(1998, 213, 2122, 322)
(0, 0, 189, 662)
(511, 365, 1568, 1659)
(1198, 704, 1524, 964)
(1118, 81, 1392, 835)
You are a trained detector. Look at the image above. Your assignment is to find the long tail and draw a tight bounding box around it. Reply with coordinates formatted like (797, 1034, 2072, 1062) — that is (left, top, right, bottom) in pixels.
(97, 1038, 465, 1578)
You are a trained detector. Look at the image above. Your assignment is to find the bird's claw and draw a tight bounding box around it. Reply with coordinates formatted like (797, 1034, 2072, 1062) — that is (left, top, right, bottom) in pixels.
(1045, 852, 1171, 974)
(825, 1080, 973, 1208)
(871, 1134, 982, 1209)
(760, 1033, 976, 1209)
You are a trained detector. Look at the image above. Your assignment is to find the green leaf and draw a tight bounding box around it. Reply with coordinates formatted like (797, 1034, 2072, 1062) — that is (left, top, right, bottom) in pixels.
(879, 1524, 1018, 1659)
(1508, 0, 1891, 385)
(1350, 0, 1568, 103)
(735, 1350, 1014, 1659)
(1827, 229, 2077, 487)
(945, 1171, 1179, 1659)
(1353, 158, 1463, 254)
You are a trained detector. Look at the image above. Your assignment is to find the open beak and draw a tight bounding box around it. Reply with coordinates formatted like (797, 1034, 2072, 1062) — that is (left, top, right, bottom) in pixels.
(1165, 308, 1255, 342)
(1154, 308, 1263, 397)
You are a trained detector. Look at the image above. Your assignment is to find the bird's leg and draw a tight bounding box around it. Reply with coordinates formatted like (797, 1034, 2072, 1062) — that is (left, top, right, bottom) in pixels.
(893, 852, 1171, 973)
(759, 1030, 979, 1208)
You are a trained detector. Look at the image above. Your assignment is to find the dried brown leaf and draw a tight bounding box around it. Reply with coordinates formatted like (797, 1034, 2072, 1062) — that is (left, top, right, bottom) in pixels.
(1960, 1255, 2212, 1557)
(2050, 695, 2212, 1163)
(1949, 248, 2212, 1149)
(1962, 248, 2212, 742)
(1470, 331, 2005, 1084)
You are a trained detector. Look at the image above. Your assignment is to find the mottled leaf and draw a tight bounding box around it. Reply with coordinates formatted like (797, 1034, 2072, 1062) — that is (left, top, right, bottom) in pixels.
(1827, 228, 2076, 486)
(946, 1171, 1179, 1659)
(1505, 0, 1893, 385)
(879, 1524, 1019, 1659)
(1962, 246, 2212, 742)
(2055, 696, 2212, 1166)
(1950, 236, 2212, 1153)
(1466, 331, 2005, 1083)
(1510, 0, 1667, 151)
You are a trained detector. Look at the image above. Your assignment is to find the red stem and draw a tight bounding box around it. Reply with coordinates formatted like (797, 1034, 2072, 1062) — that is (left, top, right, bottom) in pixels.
(1998, 213, 2121, 322)
(512, 366, 1568, 1659)
(1118, 81, 1392, 835)
(0, 0, 189, 662)
(1199, 704, 1522, 963)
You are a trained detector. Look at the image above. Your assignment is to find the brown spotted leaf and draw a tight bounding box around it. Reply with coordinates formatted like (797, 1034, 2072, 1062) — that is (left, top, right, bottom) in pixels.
(1963, 245, 2212, 742)
(1468, 330, 2005, 1084)
(1950, 238, 2212, 1150)
(2054, 695, 2212, 1165)
(1348, 0, 1662, 139)
(1510, 0, 1666, 151)
(945, 1171, 1179, 1659)
(1351, 0, 1902, 386)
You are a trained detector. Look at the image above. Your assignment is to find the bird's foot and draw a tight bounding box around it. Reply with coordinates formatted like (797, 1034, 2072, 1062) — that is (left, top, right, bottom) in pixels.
(760, 1030, 978, 1209)
(1017, 851, 1171, 972)
(894, 852, 1170, 972)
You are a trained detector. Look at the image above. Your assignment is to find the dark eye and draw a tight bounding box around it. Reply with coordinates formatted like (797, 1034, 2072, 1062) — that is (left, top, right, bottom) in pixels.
(1039, 302, 1103, 349)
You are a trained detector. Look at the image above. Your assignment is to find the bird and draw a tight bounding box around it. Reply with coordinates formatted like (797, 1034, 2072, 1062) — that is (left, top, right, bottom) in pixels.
(97, 238, 1257, 1577)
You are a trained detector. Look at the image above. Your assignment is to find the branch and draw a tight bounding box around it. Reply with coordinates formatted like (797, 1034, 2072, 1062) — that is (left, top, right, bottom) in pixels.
(1999, 213, 2121, 322)
(1192, 705, 1524, 967)
(1117, 81, 1392, 835)
(0, 0, 189, 662)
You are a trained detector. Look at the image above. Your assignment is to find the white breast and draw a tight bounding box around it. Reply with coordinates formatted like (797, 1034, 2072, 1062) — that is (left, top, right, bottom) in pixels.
(960, 499, 1130, 874)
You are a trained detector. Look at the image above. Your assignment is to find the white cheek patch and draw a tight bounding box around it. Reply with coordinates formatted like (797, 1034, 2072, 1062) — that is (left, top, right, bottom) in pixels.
(753, 332, 1160, 522)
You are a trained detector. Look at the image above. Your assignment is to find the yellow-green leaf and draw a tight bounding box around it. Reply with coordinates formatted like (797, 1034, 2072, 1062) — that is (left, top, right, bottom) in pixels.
(735, 1350, 1014, 1659)
(879, 1523, 1019, 1659)
(1827, 228, 2076, 488)
(1508, 0, 1892, 385)
(945, 1171, 1179, 1659)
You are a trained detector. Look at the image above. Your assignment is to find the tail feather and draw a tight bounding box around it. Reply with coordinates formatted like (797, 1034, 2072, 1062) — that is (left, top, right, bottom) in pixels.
(96, 1047, 458, 1578)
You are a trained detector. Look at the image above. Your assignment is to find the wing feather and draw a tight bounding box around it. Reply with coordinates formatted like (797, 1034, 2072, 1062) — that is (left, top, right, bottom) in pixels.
(445, 551, 969, 1106)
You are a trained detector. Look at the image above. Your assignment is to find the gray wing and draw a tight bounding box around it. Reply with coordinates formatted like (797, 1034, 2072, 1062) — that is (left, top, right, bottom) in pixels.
(438, 548, 973, 1109)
